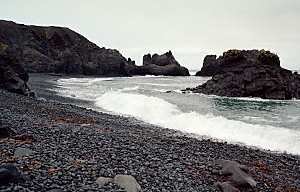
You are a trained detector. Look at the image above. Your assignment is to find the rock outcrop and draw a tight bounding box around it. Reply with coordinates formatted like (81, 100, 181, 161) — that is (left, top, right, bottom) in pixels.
(190, 50, 300, 100)
(195, 55, 219, 76)
(0, 44, 33, 96)
(0, 20, 137, 76)
(134, 51, 190, 76)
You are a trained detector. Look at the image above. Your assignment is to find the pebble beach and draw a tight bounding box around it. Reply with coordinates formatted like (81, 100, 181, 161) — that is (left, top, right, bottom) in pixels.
(0, 74, 300, 192)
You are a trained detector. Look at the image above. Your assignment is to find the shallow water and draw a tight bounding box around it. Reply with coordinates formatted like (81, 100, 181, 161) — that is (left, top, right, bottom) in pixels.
(52, 76, 300, 154)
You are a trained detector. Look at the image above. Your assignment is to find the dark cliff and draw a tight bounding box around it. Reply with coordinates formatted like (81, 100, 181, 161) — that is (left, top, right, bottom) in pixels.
(0, 20, 136, 76)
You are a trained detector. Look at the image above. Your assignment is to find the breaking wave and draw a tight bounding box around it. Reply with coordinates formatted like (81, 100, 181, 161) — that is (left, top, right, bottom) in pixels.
(95, 91, 300, 154)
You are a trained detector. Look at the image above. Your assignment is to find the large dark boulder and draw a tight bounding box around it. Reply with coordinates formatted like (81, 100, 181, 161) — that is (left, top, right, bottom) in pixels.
(134, 51, 190, 76)
(0, 20, 137, 76)
(0, 44, 33, 96)
(0, 164, 23, 186)
(190, 50, 300, 100)
(0, 119, 15, 138)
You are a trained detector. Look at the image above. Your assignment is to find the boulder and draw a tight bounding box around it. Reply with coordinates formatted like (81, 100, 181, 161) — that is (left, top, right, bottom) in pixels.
(134, 51, 190, 76)
(96, 177, 113, 187)
(217, 160, 256, 188)
(14, 147, 34, 158)
(0, 164, 23, 185)
(0, 119, 13, 138)
(215, 182, 240, 192)
(190, 50, 300, 100)
(96, 175, 141, 192)
(0, 20, 137, 76)
(113, 175, 141, 192)
(214, 160, 256, 192)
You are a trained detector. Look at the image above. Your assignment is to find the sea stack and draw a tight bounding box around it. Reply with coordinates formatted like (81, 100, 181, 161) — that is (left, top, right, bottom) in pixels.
(136, 51, 190, 76)
(195, 55, 219, 76)
(190, 49, 300, 100)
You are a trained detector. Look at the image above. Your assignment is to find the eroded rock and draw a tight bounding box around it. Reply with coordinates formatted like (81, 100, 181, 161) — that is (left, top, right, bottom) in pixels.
(196, 55, 218, 76)
(134, 51, 190, 76)
(191, 50, 300, 100)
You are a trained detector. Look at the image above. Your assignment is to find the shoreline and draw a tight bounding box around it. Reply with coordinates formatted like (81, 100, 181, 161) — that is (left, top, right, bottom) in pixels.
(31, 73, 299, 155)
(0, 74, 299, 191)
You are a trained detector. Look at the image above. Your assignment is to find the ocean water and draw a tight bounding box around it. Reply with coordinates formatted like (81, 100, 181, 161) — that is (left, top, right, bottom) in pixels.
(53, 76, 300, 155)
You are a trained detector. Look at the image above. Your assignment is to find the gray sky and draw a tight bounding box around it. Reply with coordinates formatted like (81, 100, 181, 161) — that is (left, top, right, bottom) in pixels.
(1, 0, 300, 70)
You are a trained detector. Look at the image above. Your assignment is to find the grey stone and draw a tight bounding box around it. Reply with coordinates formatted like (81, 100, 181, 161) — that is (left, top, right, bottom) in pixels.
(113, 175, 141, 192)
(14, 147, 34, 157)
(215, 182, 240, 192)
(96, 177, 113, 187)
(217, 160, 256, 188)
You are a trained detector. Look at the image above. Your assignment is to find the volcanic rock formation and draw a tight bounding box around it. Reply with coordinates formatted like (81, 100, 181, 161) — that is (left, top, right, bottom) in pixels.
(135, 51, 190, 76)
(190, 50, 300, 100)
(0, 20, 137, 76)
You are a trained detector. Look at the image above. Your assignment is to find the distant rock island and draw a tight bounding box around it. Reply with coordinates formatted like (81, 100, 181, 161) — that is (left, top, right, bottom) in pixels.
(132, 51, 190, 76)
(0, 20, 190, 95)
(195, 55, 219, 76)
(191, 50, 300, 100)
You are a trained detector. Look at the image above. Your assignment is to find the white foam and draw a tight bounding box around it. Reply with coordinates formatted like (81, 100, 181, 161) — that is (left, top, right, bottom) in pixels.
(152, 89, 168, 93)
(95, 91, 300, 154)
(137, 83, 174, 87)
(192, 92, 300, 103)
(57, 77, 114, 85)
(120, 86, 140, 91)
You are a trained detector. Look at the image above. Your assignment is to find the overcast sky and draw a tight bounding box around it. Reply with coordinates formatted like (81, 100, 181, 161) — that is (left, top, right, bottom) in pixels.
(1, 0, 300, 70)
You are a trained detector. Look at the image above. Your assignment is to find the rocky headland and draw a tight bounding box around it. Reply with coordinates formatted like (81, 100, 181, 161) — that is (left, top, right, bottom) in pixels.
(191, 50, 300, 100)
(0, 20, 191, 96)
(0, 20, 191, 77)
(0, 20, 138, 76)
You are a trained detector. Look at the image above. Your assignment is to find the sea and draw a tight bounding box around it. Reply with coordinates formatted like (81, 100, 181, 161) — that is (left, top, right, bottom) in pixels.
(52, 72, 300, 155)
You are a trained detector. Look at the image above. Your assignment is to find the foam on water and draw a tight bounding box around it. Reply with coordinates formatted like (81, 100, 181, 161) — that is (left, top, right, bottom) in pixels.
(57, 77, 115, 85)
(95, 91, 300, 154)
(120, 86, 140, 92)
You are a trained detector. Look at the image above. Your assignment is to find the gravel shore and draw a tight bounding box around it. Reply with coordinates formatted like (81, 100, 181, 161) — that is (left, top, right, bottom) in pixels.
(0, 74, 299, 192)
